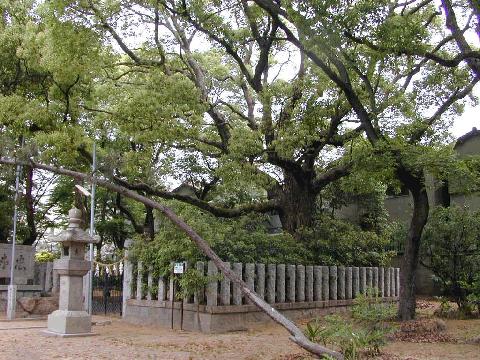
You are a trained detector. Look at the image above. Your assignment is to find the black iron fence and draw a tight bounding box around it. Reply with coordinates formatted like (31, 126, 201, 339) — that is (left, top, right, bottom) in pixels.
(92, 271, 123, 315)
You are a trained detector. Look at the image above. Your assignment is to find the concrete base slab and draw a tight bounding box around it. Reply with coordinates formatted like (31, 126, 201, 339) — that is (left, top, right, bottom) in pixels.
(47, 310, 92, 335)
(0, 316, 47, 322)
(41, 330, 97, 338)
(6, 285, 17, 320)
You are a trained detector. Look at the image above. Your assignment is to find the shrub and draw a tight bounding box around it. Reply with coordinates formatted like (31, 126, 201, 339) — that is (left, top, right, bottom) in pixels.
(421, 206, 480, 314)
(305, 289, 396, 359)
(35, 249, 59, 263)
(300, 214, 396, 267)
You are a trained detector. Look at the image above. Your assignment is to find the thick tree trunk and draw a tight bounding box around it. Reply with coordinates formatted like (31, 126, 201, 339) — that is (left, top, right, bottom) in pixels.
(397, 168, 429, 320)
(277, 172, 317, 235)
(144, 205, 155, 241)
(23, 166, 37, 245)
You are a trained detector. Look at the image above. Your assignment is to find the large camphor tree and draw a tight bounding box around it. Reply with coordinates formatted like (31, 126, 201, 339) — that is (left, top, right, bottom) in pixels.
(244, 0, 479, 319)
(0, 0, 478, 321)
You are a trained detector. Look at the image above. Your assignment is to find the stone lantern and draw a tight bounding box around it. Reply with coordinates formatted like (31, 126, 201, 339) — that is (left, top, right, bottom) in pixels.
(45, 207, 98, 337)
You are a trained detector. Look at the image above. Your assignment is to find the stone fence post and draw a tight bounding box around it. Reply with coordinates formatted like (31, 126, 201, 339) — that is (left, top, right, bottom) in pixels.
(276, 264, 286, 303)
(245, 263, 255, 305)
(329, 266, 337, 300)
(256, 264, 265, 300)
(296, 265, 305, 302)
(232, 263, 243, 305)
(206, 261, 218, 306)
(45, 261, 53, 293)
(136, 261, 143, 300)
(122, 239, 133, 317)
(314, 266, 322, 301)
(194, 262, 205, 305)
(220, 262, 231, 305)
(338, 266, 345, 300)
(322, 266, 329, 301)
(305, 265, 314, 302)
(346, 267, 352, 299)
(266, 264, 276, 304)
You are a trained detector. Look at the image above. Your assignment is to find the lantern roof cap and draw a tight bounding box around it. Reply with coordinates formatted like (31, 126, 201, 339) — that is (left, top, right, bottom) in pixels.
(53, 208, 99, 244)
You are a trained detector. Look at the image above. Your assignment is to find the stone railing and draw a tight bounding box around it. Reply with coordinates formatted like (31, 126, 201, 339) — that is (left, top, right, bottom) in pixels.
(127, 261, 400, 305)
(123, 260, 400, 332)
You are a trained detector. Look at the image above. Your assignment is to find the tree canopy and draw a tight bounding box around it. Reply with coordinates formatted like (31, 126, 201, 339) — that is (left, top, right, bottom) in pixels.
(0, 0, 478, 320)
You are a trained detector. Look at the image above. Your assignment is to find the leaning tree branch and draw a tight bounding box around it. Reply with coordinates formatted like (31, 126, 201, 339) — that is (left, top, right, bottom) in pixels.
(313, 163, 352, 192)
(0, 157, 343, 360)
(112, 176, 279, 218)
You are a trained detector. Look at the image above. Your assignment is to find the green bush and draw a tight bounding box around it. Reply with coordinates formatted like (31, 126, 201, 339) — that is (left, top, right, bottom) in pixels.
(465, 273, 480, 315)
(299, 214, 396, 267)
(129, 200, 310, 276)
(305, 290, 396, 359)
(421, 206, 480, 314)
(35, 249, 59, 263)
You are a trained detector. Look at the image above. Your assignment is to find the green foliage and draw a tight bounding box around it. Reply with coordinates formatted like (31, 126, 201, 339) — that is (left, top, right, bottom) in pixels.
(306, 290, 396, 359)
(177, 268, 220, 300)
(129, 201, 309, 273)
(35, 249, 60, 263)
(0, 172, 14, 243)
(300, 214, 396, 266)
(421, 206, 480, 312)
(465, 273, 480, 315)
(130, 196, 398, 271)
(351, 289, 397, 326)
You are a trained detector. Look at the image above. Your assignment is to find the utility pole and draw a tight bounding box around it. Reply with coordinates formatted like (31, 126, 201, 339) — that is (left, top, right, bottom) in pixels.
(88, 143, 96, 315)
(6, 158, 22, 319)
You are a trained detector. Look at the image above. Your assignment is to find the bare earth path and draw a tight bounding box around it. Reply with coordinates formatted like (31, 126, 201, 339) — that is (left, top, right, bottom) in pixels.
(0, 314, 479, 359)
(0, 316, 310, 360)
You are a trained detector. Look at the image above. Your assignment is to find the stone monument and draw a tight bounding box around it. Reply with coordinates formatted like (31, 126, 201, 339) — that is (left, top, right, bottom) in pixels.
(44, 208, 98, 337)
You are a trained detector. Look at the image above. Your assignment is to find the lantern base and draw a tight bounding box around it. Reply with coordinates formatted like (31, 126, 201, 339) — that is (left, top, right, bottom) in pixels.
(42, 329, 97, 337)
(46, 310, 93, 335)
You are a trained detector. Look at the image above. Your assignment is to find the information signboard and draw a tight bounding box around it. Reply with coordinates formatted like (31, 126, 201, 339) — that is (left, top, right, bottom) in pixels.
(173, 262, 185, 274)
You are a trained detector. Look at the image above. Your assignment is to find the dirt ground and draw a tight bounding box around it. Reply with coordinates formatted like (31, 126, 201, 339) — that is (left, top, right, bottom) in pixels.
(0, 306, 479, 360)
(0, 316, 311, 360)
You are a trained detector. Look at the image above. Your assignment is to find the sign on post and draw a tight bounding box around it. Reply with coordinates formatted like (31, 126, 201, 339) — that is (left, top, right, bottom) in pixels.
(173, 262, 185, 274)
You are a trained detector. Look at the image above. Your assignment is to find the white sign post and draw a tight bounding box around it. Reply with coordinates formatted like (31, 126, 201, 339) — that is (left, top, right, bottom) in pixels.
(171, 261, 186, 330)
(173, 262, 185, 274)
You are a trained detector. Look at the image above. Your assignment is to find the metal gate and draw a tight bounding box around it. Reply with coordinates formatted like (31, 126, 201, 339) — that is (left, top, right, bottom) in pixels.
(92, 271, 123, 315)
